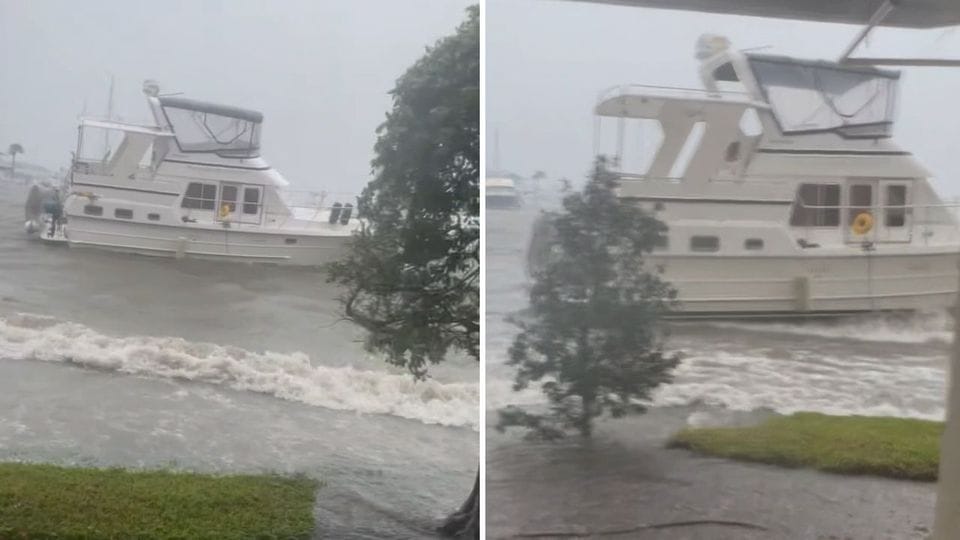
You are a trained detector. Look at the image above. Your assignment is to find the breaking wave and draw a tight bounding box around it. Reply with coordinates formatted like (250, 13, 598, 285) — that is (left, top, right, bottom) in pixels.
(0, 313, 478, 430)
(697, 312, 953, 345)
(652, 349, 947, 421)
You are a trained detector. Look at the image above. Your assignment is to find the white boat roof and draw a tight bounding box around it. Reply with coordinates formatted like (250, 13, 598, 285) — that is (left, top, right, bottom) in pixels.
(595, 85, 769, 119)
(80, 118, 175, 137)
(486, 177, 517, 188)
(566, 0, 960, 28)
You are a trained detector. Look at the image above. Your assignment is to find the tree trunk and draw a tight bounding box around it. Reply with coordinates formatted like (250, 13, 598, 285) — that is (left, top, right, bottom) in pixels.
(438, 470, 479, 539)
(578, 394, 595, 439)
(10, 154, 16, 183)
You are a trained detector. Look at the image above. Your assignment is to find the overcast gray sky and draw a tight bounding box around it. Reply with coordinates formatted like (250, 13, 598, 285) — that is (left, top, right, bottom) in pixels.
(487, 0, 960, 197)
(0, 0, 472, 194)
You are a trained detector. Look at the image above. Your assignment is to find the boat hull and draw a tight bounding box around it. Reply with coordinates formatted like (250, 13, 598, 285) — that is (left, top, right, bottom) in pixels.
(653, 251, 960, 316)
(63, 216, 350, 266)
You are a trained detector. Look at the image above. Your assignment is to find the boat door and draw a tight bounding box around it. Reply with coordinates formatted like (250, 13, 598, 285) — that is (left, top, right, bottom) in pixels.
(845, 181, 877, 244)
(217, 183, 240, 222)
(844, 180, 913, 244)
(877, 180, 912, 243)
(239, 185, 263, 225)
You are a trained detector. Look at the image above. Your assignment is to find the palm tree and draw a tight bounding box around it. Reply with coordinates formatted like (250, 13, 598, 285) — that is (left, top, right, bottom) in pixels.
(7, 143, 24, 181)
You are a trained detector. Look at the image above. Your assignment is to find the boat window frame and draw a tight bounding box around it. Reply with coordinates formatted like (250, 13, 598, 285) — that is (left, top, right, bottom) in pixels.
(689, 235, 720, 253)
(790, 183, 841, 228)
(114, 208, 134, 220)
(744, 238, 764, 250)
(181, 182, 218, 211)
(884, 184, 908, 228)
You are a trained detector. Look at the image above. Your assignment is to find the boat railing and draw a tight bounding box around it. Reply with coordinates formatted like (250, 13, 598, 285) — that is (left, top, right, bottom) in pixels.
(172, 189, 360, 230)
(796, 200, 959, 227)
(271, 190, 360, 229)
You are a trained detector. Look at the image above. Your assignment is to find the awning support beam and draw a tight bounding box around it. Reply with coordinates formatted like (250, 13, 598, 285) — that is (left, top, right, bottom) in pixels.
(838, 0, 897, 63)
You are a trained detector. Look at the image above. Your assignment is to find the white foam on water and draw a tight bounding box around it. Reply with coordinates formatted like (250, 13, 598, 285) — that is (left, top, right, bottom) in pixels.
(486, 331, 948, 421)
(698, 312, 953, 345)
(0, 313, 478, 430)
(653, 348, 947, 421)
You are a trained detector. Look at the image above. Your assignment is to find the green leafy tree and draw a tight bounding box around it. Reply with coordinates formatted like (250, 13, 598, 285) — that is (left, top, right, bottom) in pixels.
(327, 6, 478, 538)
(7, 143, 24, 181)
(500, 159, 679, 439)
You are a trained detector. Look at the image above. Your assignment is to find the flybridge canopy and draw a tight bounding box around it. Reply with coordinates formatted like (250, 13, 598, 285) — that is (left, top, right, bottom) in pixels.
(745, 54, 901, 80)
(569, 0, 960, 28)
(157, 96, 263, 123)
(157, 95, 263, 157)
(745, 54, 900, 137)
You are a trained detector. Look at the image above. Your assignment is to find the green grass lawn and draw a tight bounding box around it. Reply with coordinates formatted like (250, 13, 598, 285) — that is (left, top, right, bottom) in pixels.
(0, 463, 318, 539)
(668, 412, 943, 481)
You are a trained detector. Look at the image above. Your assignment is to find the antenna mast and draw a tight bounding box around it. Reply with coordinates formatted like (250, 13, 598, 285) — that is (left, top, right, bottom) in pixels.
(104, 74, 114, 157)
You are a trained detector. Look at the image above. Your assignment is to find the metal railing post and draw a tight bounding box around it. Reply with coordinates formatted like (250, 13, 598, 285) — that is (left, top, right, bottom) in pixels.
(934, 274, 960, 538)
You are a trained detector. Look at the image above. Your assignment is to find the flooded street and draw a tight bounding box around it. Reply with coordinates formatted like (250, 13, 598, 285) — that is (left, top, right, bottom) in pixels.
(0, 182, 478, 539)
(486, 195, 949, 538)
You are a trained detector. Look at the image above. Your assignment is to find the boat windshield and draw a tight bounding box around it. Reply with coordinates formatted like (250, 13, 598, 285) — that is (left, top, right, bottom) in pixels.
(159, 97, 262, 157)
(748, 56, 899, 138)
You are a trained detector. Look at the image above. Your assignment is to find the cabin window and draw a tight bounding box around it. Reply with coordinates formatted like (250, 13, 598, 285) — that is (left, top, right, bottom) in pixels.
(713, 62, 739, 82)
(182, 182, 217, 210)
(885, 185, 907, 227)
(83, 205, 103, 216)
(147, 213, 161, 221)
(790, 184, 840, 227)
(690, 236, 720, 252)
(745, 238, 764, 250)
(284, 238, 298, 245)
(724, 141, 741, 162)
(848, 184, 873, 226)
(114, 208, 133, 219)
(243, 188, 261, 215)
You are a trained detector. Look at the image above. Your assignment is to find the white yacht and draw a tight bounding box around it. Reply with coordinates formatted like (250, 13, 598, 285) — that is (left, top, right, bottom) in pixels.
(26, 81, 359, 266)
(535, 36, 960, 317)
(485, 177, 522, 209)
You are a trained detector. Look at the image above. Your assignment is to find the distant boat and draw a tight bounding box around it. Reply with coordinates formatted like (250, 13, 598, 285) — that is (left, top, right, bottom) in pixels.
(485, 177, 522, 209)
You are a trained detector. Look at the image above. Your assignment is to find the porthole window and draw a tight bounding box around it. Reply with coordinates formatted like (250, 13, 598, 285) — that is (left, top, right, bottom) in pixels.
(745, 238, 764, 250)
(114, 208, 133, 219)
(690, 235, 720, 252)
(147, 213, 161, 221)
(83, 205, 103, 216)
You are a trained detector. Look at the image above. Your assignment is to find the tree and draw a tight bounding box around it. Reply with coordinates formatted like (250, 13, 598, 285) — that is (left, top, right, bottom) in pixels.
(327, 6, 479, 538)
(499, 159, 680, 440)
(7, 143, 24, 181)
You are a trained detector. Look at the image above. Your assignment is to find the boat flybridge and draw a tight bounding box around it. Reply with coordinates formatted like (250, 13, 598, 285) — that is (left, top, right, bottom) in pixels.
(575, 35, 960, 316)
(26, 80, 359, 265)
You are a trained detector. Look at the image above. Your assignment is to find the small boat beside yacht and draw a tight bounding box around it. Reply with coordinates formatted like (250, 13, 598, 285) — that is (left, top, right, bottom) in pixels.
(531, 36, 960, 317)
(485, 177, 522, 209)
(25, 80, 359, 266)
